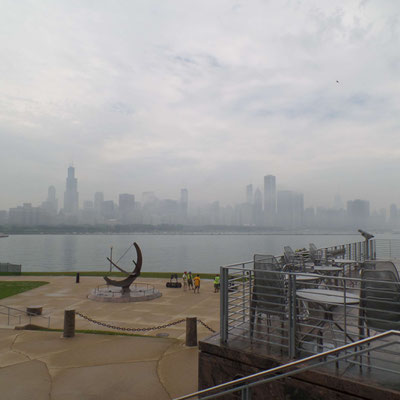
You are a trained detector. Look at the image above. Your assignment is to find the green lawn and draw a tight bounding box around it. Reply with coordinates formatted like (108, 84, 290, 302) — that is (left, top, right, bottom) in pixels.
(0, 281, 49, 299)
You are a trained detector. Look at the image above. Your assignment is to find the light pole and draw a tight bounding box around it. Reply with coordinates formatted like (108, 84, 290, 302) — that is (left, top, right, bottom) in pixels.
(109, 246, 113, 273)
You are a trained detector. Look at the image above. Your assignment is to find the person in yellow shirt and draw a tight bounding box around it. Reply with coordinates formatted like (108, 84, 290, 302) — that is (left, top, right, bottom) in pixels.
(193, 274, 201, 294)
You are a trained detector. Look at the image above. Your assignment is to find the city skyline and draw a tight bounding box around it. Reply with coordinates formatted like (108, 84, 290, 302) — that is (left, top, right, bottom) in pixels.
(1, 165, 392, 213)
(1, 166, 398, 231)
(1, 2, 400, 212)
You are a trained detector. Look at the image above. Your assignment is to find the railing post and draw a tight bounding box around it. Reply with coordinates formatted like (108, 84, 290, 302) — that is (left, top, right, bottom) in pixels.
(220, 266, 229, 343)
(186, 317, 197, 347)
(63, 309, 75, 338)
(242, 263, 246, 323)
(241, 386, 250, 400)
(343, 279, 347, 346)
(288, 274, 297, 359)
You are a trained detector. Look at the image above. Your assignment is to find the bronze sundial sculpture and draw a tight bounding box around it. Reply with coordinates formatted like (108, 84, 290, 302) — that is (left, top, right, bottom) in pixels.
(104, 242, 143, 294)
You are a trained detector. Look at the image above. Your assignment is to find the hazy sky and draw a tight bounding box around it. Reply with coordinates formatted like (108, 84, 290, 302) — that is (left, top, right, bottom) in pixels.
(1, 0, 400, 211)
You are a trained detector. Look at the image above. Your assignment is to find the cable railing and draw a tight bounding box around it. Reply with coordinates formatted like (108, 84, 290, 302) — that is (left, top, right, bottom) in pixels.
(374, 238, 400, 259)
(193, 237, 400, 399)
(216, 251, 400, 397)
(175, 330, 400, 400)
(320, 238, 400, 261)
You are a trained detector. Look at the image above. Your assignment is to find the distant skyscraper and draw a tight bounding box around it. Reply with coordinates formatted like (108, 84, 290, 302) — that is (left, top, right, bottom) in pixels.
(253, 188, 263, 226)
(83, 200, 94, 210)
(119, 193, 135, 223)
(142, 191, 157, 205)
(48, 186, 56, 202)
(119, 194, 135, 212)
(276, 190, 304, 229)
(101, 200, 115, 219)
(180, 188, 188, 216)
(264, 175, 276, 225)
(277, 190, 293, 228)
(63, 166, 79, 214)
(347, 199, 370, 228)
(389, 204, 398, 227)
(246, 184, 253, 204)
(42, 185, 58, 214)
(94, 192, 104, 212)
(333, 194, 343, 210)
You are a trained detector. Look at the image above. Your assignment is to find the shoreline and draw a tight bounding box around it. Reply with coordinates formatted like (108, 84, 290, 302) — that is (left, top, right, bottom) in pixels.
(0, 271, 217, 279)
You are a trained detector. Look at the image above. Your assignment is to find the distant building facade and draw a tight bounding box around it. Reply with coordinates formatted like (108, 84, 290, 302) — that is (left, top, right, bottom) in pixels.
(118, 193, 135, 224)
(264, 175, 276, 226)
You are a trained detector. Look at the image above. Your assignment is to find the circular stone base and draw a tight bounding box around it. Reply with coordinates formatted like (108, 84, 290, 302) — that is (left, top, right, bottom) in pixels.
(88, 284, 162, 303)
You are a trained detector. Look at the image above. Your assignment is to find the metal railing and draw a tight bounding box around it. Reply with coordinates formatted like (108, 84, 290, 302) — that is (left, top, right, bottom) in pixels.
(321, 240, 372, 261)
(0, 263, 21, 274)
(175, 330, 400, 399)
(218, 254, 400, 387)
(322, 238, 400, 261)
(0, 304, 50, 328)
(221, 263, 365, 357)
(374, 239, 400, 259)
(93, 282, 157, 297)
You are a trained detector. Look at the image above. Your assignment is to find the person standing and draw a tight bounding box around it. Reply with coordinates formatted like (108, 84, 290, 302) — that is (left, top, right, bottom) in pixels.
(193, 274, 201, 294)
(213, 275, 220, 293)
(182, 271, 188, 291)
(187, 272, 194, 290)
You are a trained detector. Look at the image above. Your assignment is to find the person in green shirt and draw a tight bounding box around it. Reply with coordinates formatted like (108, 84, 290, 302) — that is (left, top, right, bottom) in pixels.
(187, 272, 194, 290)
(214, 275, 220, 293)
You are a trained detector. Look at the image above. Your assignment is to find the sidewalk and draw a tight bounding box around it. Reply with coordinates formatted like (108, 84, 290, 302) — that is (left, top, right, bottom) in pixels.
(0, 275, 220, 339)
(0, 329, 199, 400)
(0, 275, 220, 399)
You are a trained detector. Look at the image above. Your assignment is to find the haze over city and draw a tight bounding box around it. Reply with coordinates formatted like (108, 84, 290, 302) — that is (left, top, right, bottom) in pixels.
(1, 1, 400, 211)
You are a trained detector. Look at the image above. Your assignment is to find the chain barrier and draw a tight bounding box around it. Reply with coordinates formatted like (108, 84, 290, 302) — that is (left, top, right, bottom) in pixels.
(76, 312, 216, 333)
(198, 319, 216, 333)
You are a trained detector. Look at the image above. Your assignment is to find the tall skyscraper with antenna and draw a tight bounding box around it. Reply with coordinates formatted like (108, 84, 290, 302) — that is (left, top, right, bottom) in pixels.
(63, 166, 79, 214)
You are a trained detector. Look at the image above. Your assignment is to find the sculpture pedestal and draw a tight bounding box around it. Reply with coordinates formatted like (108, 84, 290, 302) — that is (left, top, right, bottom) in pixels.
(88, 284, 162, 303)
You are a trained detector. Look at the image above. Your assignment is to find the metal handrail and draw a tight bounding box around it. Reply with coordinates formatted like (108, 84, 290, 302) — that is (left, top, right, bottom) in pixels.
(0, 304, 51, 328)
(175, 330, 400, 400)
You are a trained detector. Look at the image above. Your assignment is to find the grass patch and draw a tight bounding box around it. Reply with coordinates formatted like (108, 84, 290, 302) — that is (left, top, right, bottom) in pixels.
(0, 281, 49, 299)
(17, 271, 217, 280)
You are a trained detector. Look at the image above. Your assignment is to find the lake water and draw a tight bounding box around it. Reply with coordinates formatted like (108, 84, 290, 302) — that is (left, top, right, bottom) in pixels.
(0, 232, 382, 273)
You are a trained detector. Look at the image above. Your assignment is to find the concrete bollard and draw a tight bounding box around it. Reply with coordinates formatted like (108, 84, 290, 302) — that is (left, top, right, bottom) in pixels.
(63, 309, 75, 338)
(76, 272, 80, 283)
(186, 317, 197, 347)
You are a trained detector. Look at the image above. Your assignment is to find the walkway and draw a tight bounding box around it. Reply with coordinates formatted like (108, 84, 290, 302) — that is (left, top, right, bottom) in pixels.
(0, 275, 220, 399)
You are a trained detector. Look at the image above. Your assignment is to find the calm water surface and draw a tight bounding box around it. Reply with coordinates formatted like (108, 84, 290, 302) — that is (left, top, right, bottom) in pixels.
(0, 233, 390, 273)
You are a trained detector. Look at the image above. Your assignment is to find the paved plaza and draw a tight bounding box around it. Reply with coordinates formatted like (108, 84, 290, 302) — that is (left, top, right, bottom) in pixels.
(0, 276, 220, 399)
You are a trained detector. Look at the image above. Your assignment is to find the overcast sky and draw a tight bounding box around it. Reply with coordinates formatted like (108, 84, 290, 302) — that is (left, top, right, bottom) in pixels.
(1, 0, 399, 211)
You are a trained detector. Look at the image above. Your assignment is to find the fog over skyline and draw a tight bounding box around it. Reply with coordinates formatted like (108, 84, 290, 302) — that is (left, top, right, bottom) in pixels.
(1, 1, 400, 211)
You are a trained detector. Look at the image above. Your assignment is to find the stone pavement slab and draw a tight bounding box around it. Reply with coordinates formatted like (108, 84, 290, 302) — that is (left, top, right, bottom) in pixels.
(0, 329, 199, 400)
